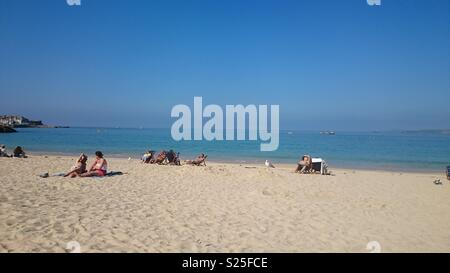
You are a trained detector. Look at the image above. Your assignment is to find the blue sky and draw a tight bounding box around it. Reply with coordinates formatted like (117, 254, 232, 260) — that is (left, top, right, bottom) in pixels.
(1, 0, 449, 130)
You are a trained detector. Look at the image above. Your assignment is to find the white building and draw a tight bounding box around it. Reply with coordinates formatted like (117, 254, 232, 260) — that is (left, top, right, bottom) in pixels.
(0, 115, 42, 127)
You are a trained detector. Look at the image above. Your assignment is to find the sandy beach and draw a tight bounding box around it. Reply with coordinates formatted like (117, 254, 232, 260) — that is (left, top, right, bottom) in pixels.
(0, 155, 449, 253)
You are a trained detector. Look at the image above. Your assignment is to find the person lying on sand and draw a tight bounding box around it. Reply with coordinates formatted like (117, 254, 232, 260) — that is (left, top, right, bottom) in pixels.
(185, 153, 208, 166)
(13, 146, 27, 158)
(64, 153, 88, 178)
(77, 151, 108, 177)
(295, 155, 312, 174)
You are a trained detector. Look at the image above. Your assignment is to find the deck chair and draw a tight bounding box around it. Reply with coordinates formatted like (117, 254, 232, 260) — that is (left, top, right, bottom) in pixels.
(311, 158, 329, 175)
(153, 151, 167, 165)
(187, 155, 208, 166)
(143, 151, 155, 164)
(166, 150, 181, 166)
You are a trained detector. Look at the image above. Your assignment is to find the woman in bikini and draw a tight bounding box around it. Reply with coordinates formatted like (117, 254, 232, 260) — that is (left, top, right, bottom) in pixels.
(64, 153, 88, 178)
(78, 151, 108, 177)
(185, 153, 207, 166)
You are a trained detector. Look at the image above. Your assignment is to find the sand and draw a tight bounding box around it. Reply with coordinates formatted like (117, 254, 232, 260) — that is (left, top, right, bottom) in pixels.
(0, 155, 449, 253)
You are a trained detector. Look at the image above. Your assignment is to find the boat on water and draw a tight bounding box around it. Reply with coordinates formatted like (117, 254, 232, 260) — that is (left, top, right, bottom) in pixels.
(320, 131, 336, 135)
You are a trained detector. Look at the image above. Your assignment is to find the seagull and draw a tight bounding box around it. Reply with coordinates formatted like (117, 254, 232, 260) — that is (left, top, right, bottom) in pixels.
(265, 160, 275, 168)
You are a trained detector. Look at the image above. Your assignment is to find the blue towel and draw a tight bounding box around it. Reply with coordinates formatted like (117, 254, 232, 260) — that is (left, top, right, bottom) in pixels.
(90, 171, 124, 179)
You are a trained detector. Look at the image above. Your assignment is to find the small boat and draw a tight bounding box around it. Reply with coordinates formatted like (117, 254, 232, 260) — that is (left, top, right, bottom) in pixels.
(320, 131, 336, 135)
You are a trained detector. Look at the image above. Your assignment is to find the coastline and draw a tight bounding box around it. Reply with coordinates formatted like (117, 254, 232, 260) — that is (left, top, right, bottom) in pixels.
(1, 155, 450, 253)
(2, 127, 449, 173)
(23, 151, 446, 174)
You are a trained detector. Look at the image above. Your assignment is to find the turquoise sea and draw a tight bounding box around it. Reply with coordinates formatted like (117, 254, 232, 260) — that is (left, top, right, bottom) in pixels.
(1, 127, 449, 172)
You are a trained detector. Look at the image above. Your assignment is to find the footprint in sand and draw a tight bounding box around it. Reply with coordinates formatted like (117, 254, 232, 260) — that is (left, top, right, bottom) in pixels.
(5, 219, 16, 227)
(179, 241, 198, 252)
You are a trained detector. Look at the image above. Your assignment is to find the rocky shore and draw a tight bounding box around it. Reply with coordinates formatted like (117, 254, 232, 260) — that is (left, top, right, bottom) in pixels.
(0, 125, 17, 133)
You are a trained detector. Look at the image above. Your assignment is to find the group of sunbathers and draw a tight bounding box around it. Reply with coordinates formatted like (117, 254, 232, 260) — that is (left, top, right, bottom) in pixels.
(0, 145, 27, 158)
(141, 149, 207, 166)
(2, 143, 322, 175)
(0, 145, 109, 178)
(141, 150, 181, 165)
(64, 151, 108, 178)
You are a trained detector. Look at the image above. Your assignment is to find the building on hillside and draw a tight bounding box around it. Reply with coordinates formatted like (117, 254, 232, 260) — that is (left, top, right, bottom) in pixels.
(0, 115, 43, 127)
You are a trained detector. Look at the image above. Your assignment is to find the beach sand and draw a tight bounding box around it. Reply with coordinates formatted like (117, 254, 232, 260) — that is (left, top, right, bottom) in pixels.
(0, 155, 449, 253)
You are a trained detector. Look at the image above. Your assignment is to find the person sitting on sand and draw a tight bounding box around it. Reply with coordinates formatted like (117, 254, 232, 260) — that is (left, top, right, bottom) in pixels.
(166, 150, 181, 166)
(13, 146, 27, 158)
(64, 153, 88, 178)
(78, 151, 108, 177)
(295, 155, 312, 174)
(153, 150, 167, 165)
(141, 150, 155, 163)
(0, 144, 10, 157)
(185, 153, 208, 166)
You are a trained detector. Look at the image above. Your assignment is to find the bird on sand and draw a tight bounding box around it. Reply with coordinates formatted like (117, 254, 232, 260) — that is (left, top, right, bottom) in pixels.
(265, 160, 275, 168)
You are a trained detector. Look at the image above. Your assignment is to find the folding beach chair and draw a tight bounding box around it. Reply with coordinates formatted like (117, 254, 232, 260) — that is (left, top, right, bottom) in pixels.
(311, 158, 329, 175)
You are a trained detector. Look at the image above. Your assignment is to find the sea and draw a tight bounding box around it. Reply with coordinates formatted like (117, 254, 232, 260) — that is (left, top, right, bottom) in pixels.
(1, 127, 449, 172)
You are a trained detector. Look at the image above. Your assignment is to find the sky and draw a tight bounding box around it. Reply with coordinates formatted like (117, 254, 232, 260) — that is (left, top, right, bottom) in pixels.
(0, 0, 449, 130)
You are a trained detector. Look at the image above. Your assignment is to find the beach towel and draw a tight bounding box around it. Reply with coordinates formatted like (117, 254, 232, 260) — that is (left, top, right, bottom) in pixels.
(38, 172, 66, 178)
(105, 171, 124, 177)
(89, 171, 125, 179)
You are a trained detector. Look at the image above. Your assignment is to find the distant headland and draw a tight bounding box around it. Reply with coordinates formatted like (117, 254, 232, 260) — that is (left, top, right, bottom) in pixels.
(401, 129, 450, 135)
(0, 115, 69, 131)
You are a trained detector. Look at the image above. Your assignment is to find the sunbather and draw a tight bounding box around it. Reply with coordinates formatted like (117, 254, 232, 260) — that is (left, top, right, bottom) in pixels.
(64, 153, 88, 178)
(141, 150, 155, 163)
(13, 146, 27, 158)
(0, 145, 10, 157)
(78, 151, 108, 177)
(166, 150, 181, 165)
(153, 150, 167, 165)
(295, 155, 312, 174)
(185, 153, 208, 166)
